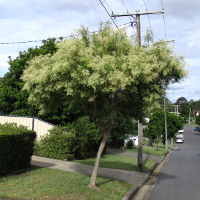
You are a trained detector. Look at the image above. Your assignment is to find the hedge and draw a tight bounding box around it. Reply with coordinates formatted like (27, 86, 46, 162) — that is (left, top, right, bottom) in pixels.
(34, 132, 76, 160)
(34, 116, 102, 160)
(0, 123, 36, 175)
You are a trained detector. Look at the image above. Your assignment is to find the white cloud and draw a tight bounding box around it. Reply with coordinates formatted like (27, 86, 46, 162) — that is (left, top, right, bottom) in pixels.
(187, 27, 200, 48)
(164, 0, 200, 20)
(46, 0, 98, 12)
(0, 0, 199, 103)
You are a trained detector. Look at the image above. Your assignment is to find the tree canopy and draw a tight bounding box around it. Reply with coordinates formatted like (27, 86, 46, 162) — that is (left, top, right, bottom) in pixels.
(146, 110, 184, 144)
(175, 97, 189, 119)
(22, 23, 187, 188)
(0, 39, 57, 115)
(0, 39, 81, 125)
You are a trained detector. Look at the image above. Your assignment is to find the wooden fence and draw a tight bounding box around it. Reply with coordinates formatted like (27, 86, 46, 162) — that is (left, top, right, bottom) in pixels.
(0, 115, 54, 140)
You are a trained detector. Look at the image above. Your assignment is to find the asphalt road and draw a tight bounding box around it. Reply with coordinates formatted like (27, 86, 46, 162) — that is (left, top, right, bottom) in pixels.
(149, 126, 200, 200)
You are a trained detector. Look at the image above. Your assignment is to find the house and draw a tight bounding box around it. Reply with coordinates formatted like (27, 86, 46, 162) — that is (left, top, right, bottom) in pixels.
(124, 135, 139, 146)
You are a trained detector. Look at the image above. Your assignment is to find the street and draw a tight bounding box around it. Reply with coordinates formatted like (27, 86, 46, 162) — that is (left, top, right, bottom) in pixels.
(149, 126, 200, 200)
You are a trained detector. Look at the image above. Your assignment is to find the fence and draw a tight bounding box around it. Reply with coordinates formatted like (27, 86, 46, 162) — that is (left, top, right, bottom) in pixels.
(0, 115, 54, 140)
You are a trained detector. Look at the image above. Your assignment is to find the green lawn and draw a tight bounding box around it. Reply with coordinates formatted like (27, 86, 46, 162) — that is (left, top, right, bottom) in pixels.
(185, 123, 197, 127)
(125, 144, 171, 156)
(127, 146, 168, 156)
(73, 154, 155, 172)
(0, 166, 133, 200)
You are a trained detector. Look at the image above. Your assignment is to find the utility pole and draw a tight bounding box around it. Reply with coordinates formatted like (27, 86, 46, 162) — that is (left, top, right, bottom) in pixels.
(189, 108, 191, 124)
(112, 9, 164, 171)
(174, 105, 180, 116)
(112, 10, 164, 46)
(164, 94, 168, 149)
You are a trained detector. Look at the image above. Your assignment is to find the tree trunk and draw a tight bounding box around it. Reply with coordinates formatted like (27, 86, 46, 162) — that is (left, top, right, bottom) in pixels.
(156, 135, 159, 151)
(88, 132, 110, 189)
(138, 122, 143, 172)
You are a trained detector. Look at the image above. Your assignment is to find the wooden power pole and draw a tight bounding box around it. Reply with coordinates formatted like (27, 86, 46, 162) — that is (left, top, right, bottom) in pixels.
(112, 10, 164, 171)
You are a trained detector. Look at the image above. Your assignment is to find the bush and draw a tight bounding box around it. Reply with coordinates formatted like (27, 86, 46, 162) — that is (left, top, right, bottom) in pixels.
(109, 119, 137, 148)
(67, 116, 101, 159)
(0, 123, 36, 175)
(195, 115, 200, 126)
(126, 140, 134, 149)
(34, 116, 101, 160)
(34, 132, 76, 160)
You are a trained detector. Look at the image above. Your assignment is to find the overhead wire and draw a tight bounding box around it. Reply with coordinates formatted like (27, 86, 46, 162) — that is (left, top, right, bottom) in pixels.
(160, 0, 164, 10)
(98, 0, 118, 29)
(120, 0, 136, 31)
(103, 0, 113, 13)
(142, 0, 152, 29)
(0, 1, 168, 45)
(0, 40, 43, 45)
(160, 0, 167, 40)
(120, 0, 130, 13)
(0, 31, 99, 46)
(0, 36, 69, 45)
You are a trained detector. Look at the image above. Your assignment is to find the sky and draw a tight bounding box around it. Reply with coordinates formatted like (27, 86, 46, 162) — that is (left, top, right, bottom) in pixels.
(0, 0, 200, 103)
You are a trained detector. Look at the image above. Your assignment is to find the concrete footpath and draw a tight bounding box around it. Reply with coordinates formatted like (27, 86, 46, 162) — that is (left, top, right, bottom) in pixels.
(31, 148, 167, 199)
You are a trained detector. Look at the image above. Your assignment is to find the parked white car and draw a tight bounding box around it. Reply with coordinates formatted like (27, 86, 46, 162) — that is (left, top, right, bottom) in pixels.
(176, 137, 184, 143)
(178, 129, 184, 133)
(176, 133, 184, 141)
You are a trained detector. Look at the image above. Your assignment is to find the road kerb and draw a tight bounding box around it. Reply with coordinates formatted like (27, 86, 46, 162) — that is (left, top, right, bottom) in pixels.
(121, 149, 174, 200)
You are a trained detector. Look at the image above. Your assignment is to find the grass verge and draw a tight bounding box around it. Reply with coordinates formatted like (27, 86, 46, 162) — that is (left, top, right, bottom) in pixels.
(73, 154, 155, 172)
(124, 144, 172, 156)
(0, 166, 133, 200)
(185, 123, 197, 127)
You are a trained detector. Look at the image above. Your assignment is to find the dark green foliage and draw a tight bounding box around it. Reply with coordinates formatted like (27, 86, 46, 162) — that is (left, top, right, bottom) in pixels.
(34, 132, 76, 160)
(34, 116, 101, 160)
(0, 38, 82, 125)
(40, 103, 82, 126)
(175, 97, 189, 119)
(126, 140, 134, 149)
(0, 123, 36, 175)
(158, 96, 175, 113)
(195, 115, 200, 126)
(0, 39, 57, 116)
(108, 119, 137, 148)
(67, 116, 101, 159)
(146, 110, 184, 144)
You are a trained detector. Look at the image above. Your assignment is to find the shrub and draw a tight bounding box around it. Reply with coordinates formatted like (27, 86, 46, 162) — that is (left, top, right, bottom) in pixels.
(126, 140, 134, 149)
(67, 116, 101, 159)
(108, 119, 137, 148)
(34, 116, 101, 160)
(0, 123, 36, 175)
(195, 115, 200, 126)
(34, 132, 76, 160)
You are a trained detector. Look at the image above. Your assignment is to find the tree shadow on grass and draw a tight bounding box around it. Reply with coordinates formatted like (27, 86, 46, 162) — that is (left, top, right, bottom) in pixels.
(0, 165, 43, 181)
(0, 196, 25, 200)
(74, 159, 152, 173)
(96, 179, 114, 187)
(31, 160, 57, 168)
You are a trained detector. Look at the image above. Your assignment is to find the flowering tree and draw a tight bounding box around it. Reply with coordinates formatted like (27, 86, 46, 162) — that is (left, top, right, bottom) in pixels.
(22, 23, 186, 188)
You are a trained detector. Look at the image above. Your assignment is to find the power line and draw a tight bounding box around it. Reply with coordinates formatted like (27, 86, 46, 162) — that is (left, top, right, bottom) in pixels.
(142, 0, 152, 29)
(103, 0, 113, 13)
(98, 0, 118, 29)
(160, 0, 164, 10)
(120, 0, 129, 13)
(0, 36, 69, 45)
(160, 0, 167, 40)
(0, 40, 43, 45)
(0, 31, 99, 46)
(120, 0, 136, 30)
(162, 13, 167, 40)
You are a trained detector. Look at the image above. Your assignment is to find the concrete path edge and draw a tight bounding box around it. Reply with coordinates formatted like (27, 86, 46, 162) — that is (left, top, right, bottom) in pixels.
(121, 149, 173, 200)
